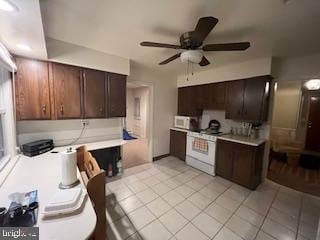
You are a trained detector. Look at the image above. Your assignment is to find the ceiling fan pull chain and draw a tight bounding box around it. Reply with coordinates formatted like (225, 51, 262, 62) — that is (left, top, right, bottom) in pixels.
(192, 63, 194, 76)
(187, 61, 189, 81)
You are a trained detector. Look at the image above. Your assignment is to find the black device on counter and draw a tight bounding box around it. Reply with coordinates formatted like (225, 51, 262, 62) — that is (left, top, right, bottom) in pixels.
(22, 139, 54, 157)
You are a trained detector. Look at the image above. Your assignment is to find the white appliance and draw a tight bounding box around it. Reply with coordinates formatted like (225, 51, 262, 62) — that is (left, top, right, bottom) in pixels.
(174, 116, 197, 130)
(186, 131, 217, 176)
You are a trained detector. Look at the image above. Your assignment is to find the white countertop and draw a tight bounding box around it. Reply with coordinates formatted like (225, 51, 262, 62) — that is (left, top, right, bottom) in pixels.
(55, 139, 127, 152)
(217, 134, 266, 146)
(0, 152, 96, 240)
(170, 127, 192, 133)
(0, 139, 126, 240)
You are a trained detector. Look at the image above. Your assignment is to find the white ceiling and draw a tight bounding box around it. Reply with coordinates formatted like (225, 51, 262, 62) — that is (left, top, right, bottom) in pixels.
(1, 0, 320, 76)
(0, 0, 47, 59)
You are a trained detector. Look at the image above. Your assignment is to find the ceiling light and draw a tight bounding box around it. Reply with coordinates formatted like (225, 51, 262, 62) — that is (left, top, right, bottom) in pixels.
(304, 79, 320, 90)
(16, 44, 31, 52)
(0, 0, 19, 12)
(180, 50, 203, 64)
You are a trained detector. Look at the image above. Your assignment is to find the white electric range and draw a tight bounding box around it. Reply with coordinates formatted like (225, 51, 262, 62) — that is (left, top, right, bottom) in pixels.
(186, 131, 222, 176)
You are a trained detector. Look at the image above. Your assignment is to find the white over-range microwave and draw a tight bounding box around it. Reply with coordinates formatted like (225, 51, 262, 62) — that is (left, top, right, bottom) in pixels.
(174, 116, 198, 130)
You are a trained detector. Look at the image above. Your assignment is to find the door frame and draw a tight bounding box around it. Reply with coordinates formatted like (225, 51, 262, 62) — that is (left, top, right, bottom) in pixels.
(126, 79, 154, 163)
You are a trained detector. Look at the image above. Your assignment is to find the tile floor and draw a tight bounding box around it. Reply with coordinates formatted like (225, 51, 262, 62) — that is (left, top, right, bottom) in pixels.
(106, 156, 320, 240)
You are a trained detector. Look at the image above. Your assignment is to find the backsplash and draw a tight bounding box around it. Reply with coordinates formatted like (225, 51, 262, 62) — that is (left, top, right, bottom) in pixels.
(17, 118, 122, 147)
(201, 110, 270, 139)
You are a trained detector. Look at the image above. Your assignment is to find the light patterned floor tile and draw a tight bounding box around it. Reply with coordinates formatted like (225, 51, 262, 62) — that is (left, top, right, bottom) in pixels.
(128, 206, 156, 230)
(213, 227, 243, 240)
(139, 220, 172, 240)
(175, 200, 201, 221)
(159, 209, 188, 234)
(235, 205, 264, 228)
(226, 215, 259, 240)
(205, 202, 233, 224)
(175, 223, 209, 240)
(136, 188, 158, 204)
(146, 197, 172, 217)
(188, 192, 212, 210)
(162, 190, 184, 207)
(192, 212, 223, 238)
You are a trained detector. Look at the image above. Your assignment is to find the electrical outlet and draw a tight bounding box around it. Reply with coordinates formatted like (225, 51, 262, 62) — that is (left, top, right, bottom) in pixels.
(81, 120, 89, 127)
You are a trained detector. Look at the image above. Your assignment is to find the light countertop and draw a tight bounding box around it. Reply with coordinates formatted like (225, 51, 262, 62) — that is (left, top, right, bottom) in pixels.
(170, 127, 191, 133)
(0, 153, 96, 240)
(217, 134, 266, 146)
(55, 139, 127, 152)
(0, 138, 127, 240)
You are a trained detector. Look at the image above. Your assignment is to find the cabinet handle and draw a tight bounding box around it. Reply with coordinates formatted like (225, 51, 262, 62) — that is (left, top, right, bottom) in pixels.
(42, 105, 47, 114)
(100, 105, 103, 112)
(60, 105, 64, 115)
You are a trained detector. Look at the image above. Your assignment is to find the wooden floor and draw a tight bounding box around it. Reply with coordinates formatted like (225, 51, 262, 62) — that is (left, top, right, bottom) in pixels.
(268, 159, 320, 196)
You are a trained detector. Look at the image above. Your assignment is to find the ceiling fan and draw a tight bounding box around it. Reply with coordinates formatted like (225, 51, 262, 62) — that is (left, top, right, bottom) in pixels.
(140, 16, 250, 66)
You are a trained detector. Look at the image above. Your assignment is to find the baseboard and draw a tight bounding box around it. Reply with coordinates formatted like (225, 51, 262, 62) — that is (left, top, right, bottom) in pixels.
(153, 154, 170, 161)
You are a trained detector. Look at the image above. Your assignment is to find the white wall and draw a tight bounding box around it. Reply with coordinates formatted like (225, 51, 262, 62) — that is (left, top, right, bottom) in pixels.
(126, 87, 149, 138)
(272, 81, 302, 129)
(272, 53, 320, 81)
(17, 118, 122, 147)
(177, 57, 272, 87)
(129, 63, 177, 157)
(46, 38, 130, 75)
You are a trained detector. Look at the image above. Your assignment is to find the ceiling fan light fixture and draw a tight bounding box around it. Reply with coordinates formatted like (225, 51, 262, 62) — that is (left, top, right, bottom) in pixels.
(180, 50, 203, 64)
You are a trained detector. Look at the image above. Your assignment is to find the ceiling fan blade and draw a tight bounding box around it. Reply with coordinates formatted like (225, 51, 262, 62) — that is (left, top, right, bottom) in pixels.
(159, 53, 181, 65)
(193, 17, 219, 42)
(199, 56, 210, 66)
(140, 41, 181, 49)
(203, 42, 250, 51)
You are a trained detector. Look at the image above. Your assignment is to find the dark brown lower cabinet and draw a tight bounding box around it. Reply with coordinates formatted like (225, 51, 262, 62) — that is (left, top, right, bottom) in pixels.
(170, 130, 187, 161)
(216, 139, 264, 189)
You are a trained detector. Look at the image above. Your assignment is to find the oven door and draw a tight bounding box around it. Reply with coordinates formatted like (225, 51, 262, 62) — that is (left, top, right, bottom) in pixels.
(186, 136, 216, 165)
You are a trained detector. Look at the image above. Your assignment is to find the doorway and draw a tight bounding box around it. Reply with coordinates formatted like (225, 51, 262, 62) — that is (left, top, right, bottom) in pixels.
(305, 95, 320, 152)
(122, 81, 152, 169)
(267, 80, 320, 196)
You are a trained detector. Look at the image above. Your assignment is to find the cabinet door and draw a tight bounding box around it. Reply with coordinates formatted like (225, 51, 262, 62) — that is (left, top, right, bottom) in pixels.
(215, 139, 233, 179)
(170, 130, 187, 161)
(211, 82, 226, 109)
(15, 58, 51, 120)
(52, 63, 82, 119)
(83, 69, 105, 118)
(232, 143, 255, 188)
(178, 86, 202, 116)
(225, 80, 245, 120)
(243, 77, 270, 121)
(106, 73, 127, 118)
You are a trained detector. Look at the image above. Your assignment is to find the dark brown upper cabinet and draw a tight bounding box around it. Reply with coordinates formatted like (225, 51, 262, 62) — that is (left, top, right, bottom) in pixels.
(225, 80, 245, 120)
(198, 82, 226, 110)
(178, 86, 202, 116)
(226, 76, 271, 121)
(52, 63, 82, 119)
(15, 57, 51, 120)
(106, 73, 127, 118)
(83, 68, 105, 118)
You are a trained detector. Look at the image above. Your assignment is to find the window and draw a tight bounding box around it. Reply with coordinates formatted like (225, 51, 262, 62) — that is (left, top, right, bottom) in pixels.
(0, 66, 10, 171)
(0, 116, 4, 159)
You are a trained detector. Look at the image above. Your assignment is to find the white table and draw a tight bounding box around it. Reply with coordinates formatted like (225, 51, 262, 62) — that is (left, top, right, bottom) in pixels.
(0, 152, 96, 240)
